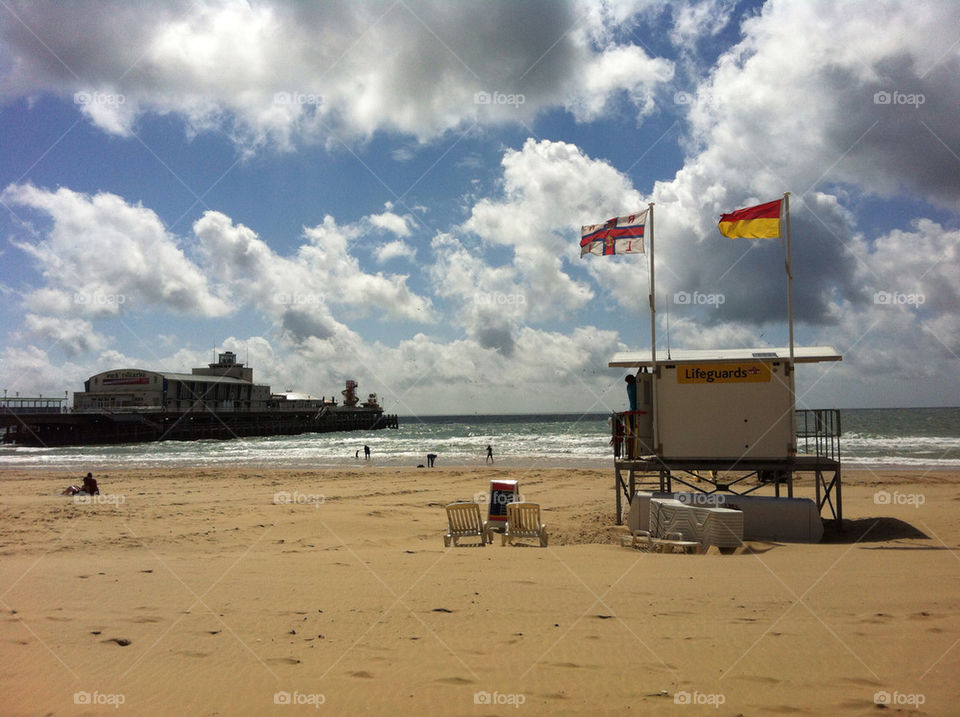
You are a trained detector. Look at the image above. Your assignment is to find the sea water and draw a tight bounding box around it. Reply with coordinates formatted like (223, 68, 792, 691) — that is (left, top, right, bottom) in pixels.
(0, 408, 957, 470)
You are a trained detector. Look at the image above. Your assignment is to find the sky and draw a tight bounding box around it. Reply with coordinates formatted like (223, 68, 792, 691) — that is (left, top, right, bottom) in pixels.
(0, 0, 957, 416)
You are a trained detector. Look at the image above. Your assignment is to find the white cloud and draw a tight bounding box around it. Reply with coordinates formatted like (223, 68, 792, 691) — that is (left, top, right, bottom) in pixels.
(421, 138, 654, 355)
(0, 344, 83, 397)
(565, 44, 674, 122)
(681, 0, 960, 207)
(666, 317, 765, 350)
(0, 0, 675, 148)
(1, 2, 957, 413)
(4, 184, 433, 355)
(855, 218, 959, 316)
(635, 0, 960, 385)
(194, 210, 434, 333)
(461, 138, 640, 317)
(375, 240, 416, 264)
(3, 183, 232, 318)
(668, 0, 736, 47)
(301, 216, 433, 321)
(367, 206, 412, 237)
(23, 314, 108, 356)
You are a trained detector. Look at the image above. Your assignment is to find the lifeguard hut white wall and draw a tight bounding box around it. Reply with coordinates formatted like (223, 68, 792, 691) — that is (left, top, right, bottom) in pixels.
(610, 346, 840, 460)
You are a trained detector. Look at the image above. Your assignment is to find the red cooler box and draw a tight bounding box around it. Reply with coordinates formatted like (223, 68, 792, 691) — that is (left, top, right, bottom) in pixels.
(487, 479, 519, 531)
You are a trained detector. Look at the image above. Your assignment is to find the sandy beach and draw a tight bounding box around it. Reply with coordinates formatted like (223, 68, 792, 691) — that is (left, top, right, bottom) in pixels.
(1, 465, 958, 716)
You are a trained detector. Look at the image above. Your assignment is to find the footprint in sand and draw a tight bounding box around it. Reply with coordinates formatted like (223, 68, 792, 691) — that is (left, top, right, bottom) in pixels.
(435, 676, 473, 685)
(350, 670, 374, 679)
(737, 675, 779, 684)
(103, 638, 132, 646)
(267, 657, 301, 665)
(838, 676, 884, 688)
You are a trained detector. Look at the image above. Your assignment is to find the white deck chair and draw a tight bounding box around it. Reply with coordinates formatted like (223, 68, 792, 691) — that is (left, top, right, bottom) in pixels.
(501, 502, 548, 547)
(443, 502, 492, 547)
(620, 529, 652, 550)
(650, 531, 701, 554)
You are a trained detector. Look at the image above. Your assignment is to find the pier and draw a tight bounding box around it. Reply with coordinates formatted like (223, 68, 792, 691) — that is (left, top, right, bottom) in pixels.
(1, 407, 398, 447)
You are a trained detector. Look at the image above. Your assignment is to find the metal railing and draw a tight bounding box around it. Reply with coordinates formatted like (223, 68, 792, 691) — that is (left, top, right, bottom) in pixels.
(795, 408, 841, 461)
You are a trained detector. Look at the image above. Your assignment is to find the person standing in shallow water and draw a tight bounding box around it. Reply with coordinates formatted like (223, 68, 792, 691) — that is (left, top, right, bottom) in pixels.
(485, 444, 494, 463)
(364, 445, 371, 460)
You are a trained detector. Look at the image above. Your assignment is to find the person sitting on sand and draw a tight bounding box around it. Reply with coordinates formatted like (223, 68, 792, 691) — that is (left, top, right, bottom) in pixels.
(61, 473, 99, 496)
(82, 473, 99, 495)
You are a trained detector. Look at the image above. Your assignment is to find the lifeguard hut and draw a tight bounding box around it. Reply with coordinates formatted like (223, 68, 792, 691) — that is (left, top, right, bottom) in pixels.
(609, 346, 843, 532)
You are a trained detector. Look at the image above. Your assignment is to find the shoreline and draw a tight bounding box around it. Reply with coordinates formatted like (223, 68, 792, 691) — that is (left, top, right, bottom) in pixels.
(1, 457, 957, 472)
(0, 444, 960, 474)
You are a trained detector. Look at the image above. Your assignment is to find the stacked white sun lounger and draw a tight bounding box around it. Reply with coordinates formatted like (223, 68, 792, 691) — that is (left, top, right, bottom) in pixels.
(698, 506, 744, 550)
(644, 496, 743, 553)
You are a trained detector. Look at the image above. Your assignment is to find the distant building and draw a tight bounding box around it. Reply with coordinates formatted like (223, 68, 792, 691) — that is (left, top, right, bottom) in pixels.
(73, 351, 331, 413)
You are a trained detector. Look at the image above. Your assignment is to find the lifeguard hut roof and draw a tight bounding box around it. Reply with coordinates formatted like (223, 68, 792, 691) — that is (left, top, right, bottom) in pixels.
(608, 345, 841, 368)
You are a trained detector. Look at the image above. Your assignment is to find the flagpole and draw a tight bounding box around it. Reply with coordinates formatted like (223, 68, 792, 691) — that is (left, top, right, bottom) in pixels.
(648, 202, 658, 456)
(784, 192, 794, 364)
(784, 192, 797, 455)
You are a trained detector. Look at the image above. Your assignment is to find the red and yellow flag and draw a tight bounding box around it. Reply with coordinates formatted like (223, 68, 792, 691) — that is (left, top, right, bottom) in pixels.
(718, 199, 782, 239)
